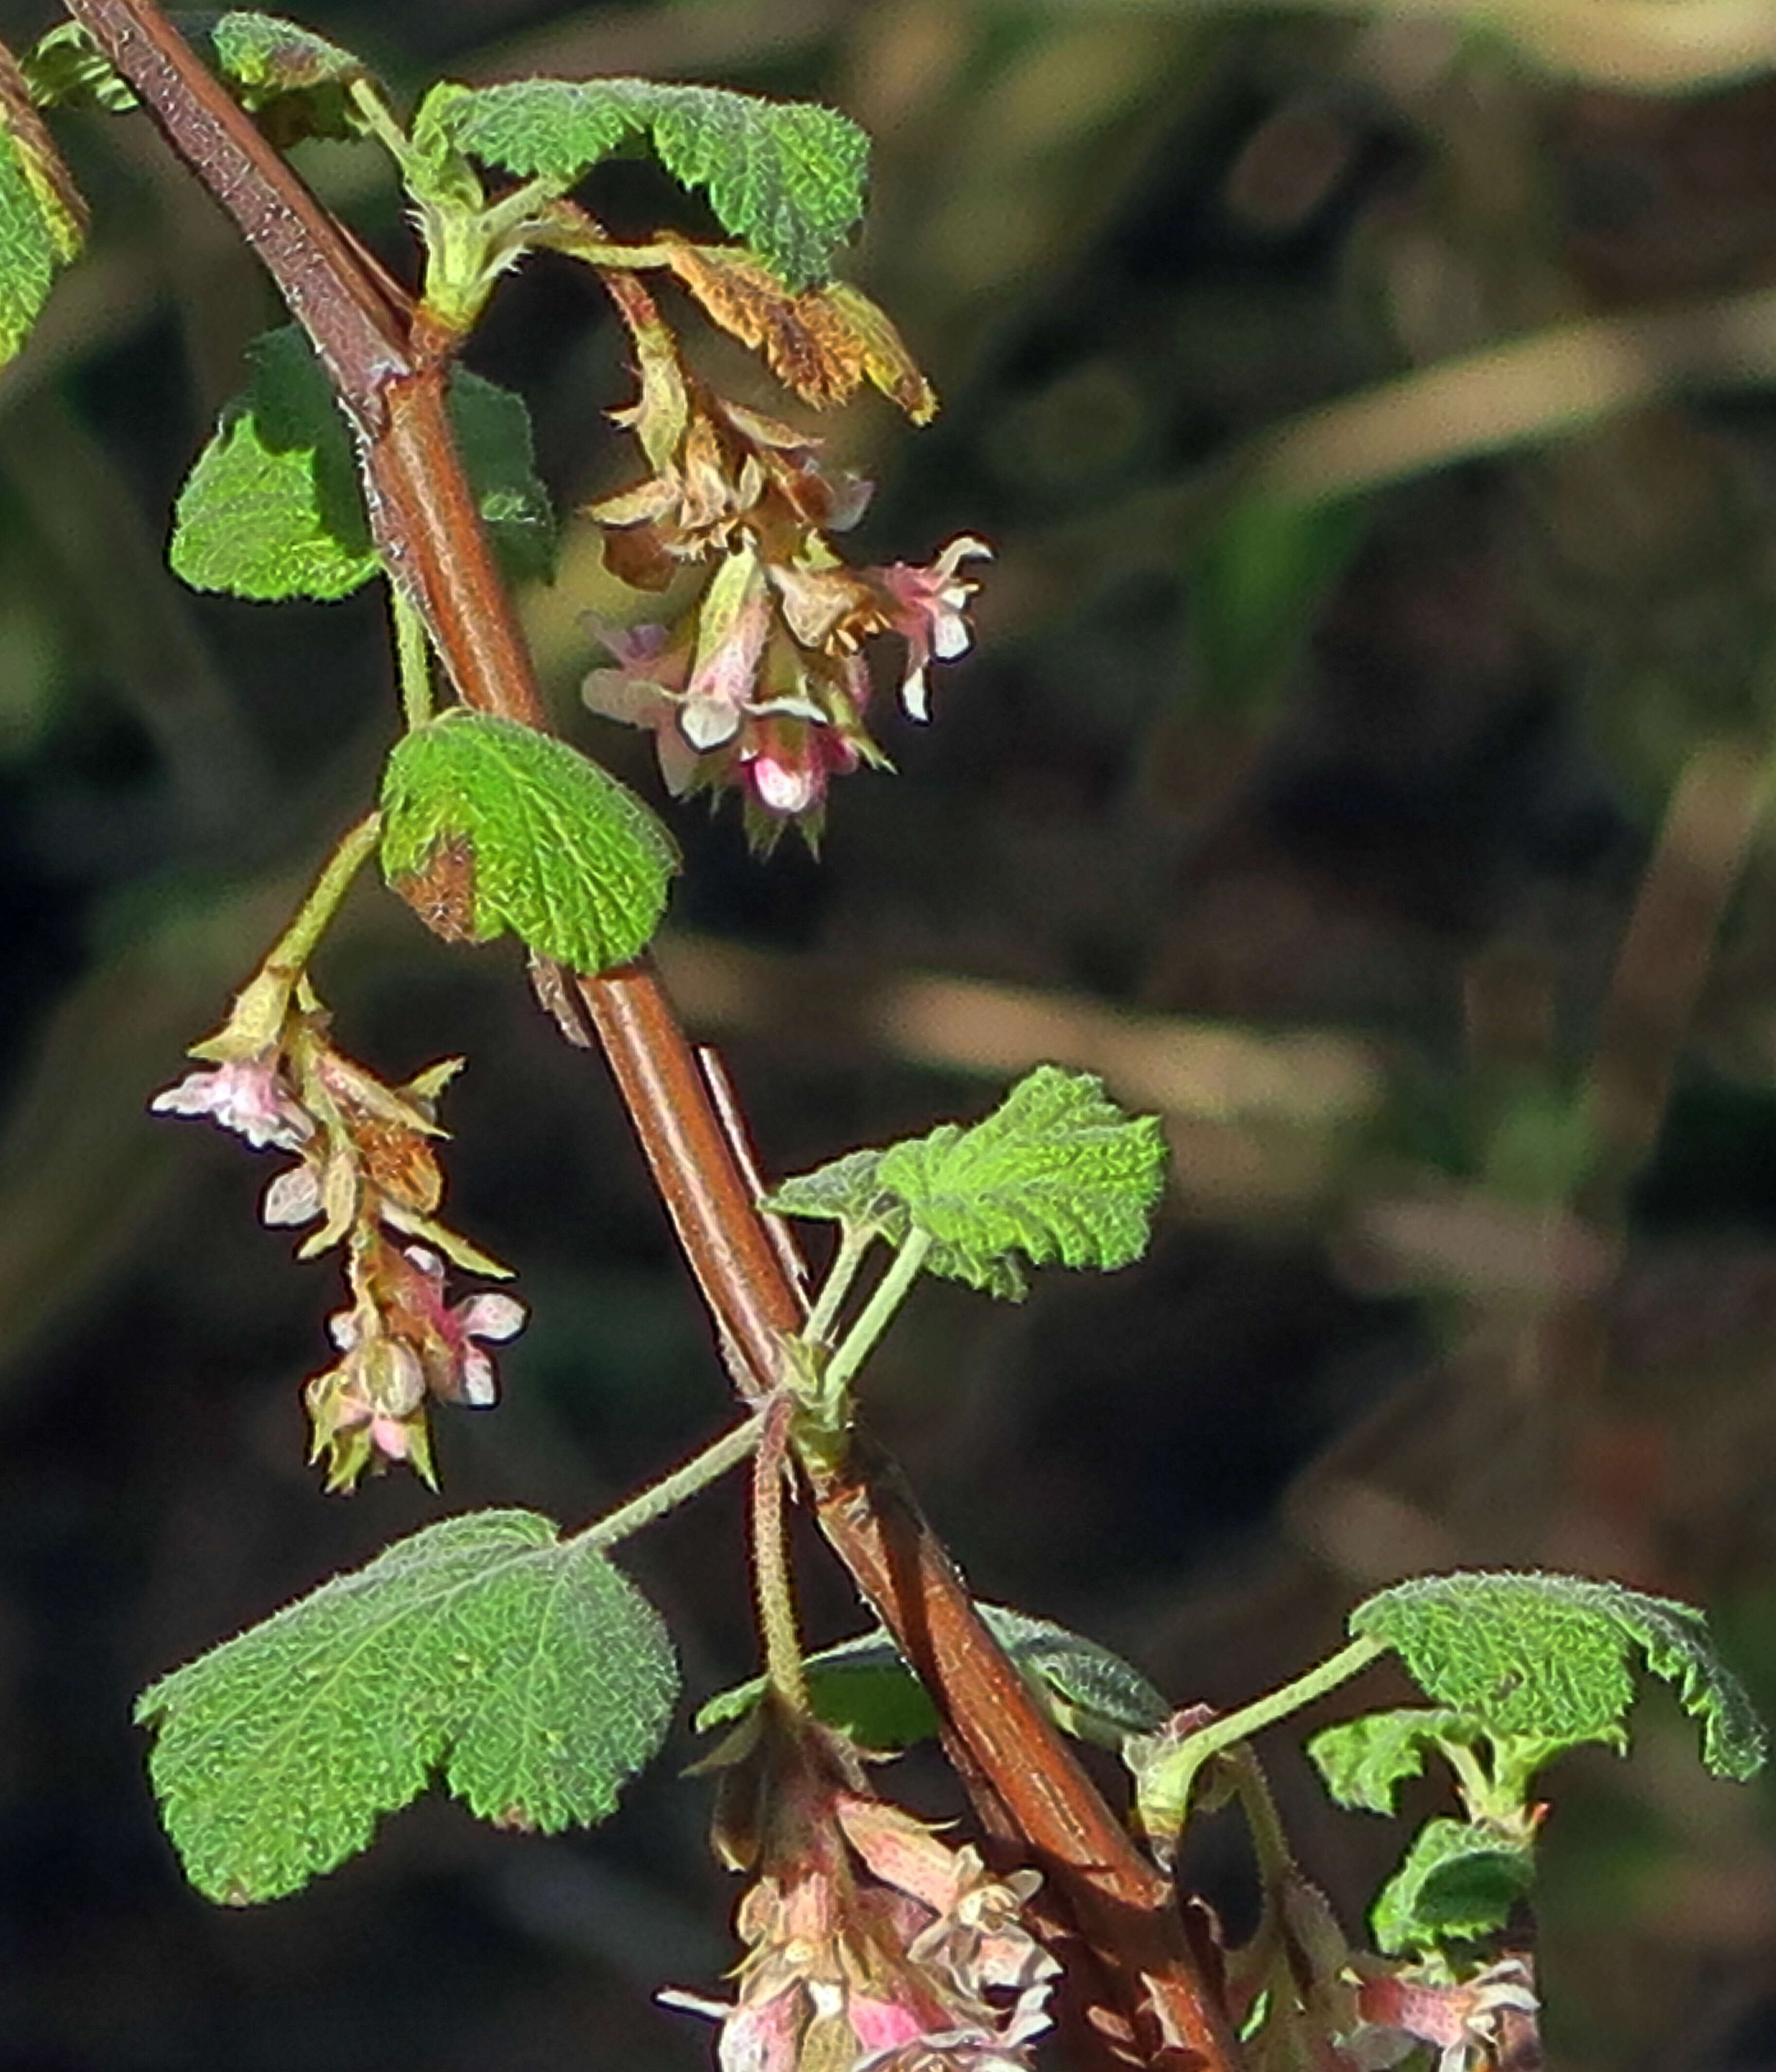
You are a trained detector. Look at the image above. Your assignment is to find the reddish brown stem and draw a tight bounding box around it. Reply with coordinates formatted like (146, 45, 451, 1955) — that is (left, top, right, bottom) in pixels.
(61, 7, 1241, 2064)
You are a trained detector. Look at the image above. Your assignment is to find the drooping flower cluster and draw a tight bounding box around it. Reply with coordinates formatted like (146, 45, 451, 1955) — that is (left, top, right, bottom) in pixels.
(580, 278, 989, 844)
(150, 974, 522, 1489)
(1347, 1958, 1539, 2072)
(665, 1708, 1058, 2072)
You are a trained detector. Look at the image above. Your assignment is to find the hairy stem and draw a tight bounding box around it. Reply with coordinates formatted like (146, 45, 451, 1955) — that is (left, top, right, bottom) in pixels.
(1136, 1635, 1389, 1848)
(752, 1395, 811, 1714)
(392, 590, 435, 731)
(577, 1407, 768, 1552)
(262, 811, 382, 981)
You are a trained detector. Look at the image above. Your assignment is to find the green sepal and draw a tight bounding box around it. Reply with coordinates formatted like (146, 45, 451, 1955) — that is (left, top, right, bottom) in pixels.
(135, 1509, 679, 1904)
(434, 76, 869, 288)
(379, 709, 678, 974)
(1369, 1816, 1536, 1957)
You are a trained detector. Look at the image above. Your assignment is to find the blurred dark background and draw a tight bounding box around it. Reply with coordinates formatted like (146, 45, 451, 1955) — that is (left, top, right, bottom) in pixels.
(4, 1, 1776, 2067)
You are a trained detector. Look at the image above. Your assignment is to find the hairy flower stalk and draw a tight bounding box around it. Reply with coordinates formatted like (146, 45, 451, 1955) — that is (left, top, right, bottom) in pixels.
(666, 1708, 1058, 2072)
(581, 275, 989, 845)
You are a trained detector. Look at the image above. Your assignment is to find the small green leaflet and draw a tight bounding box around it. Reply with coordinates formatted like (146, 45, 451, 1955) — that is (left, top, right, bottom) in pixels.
(1350, 1571, 1768, 1781)
(1306, 1708, 1478, 1816)
(29, 15, 371, 140)
(695, 1603, 1170, 1752)
(767, 1067, 1167, 1300)
(169, 327, 556, 601)
(135, 1509, 678, 1904)
(765, 1146, 902, 1237)
(1369, 1817, 1536, 1957)
(430, 77, 868, 289)
(0, 39, 86, 369)
(172, 326, 371, 599)
(884, 1066, 1167, 1296)
(199, 12, 371, 142)
(380, 710, 678, 974)
(22, 24, 139, 114)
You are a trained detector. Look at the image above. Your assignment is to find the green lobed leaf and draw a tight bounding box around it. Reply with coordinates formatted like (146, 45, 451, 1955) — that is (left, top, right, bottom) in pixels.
(169, 327, 557, 601)
(135, 1509, 678, 1904)
(380, 709, 678, 974)
(695, 1603, 1169, 1752)
(171, 325, 374, 600)
(0, 38, 87, 369)
(1306, 1708, 1476, 1816)
(1369, 1816, 1536, 1956)
(435, 77, 869, 288)
(874, 1066, 1168, 1297)
(1351, 1570, 1768, 1781)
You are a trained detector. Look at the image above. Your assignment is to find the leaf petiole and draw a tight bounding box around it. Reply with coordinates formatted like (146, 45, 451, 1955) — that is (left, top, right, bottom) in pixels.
(1133, 1634, 1389, 1853)
(391, 589, 435, 731)
(820, 1227, 933, 1403)
(577, 1405, 769, 1552)
(800, 1221, 877, 1348)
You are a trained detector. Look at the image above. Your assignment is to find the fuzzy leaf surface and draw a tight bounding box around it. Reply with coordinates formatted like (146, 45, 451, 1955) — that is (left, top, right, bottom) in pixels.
(762, 1148, 902, 1235)
(0, 39, 86, 368)
(1351, 1570, 1767, 1780)
(1307, 1708, 1475, 1815)
(1369, 1817, 1536, 1956)
(696, 1603, 1169, 1751)
(438, 78, 868, 287)
(380, 710, 678, 973)
(170, 325, 374, 599)
(874, 1066, 1167, 1296)
(136, 1509, 677, 1903)
(170, 328, 555, 600)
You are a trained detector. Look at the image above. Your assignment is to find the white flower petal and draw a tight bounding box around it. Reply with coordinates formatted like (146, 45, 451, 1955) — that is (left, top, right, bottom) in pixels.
(932, 610, 973, 662)
(456, 1292, 526, 1343)
(458, 1349, 499, 1407)
(262, 1164, 322, 1227)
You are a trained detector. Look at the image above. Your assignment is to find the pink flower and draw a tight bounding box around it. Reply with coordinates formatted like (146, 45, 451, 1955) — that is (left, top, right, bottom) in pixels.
(873, 538, 993, 722)
(1349, 1959, 1539, 2072)
(664, 1714, 1055, 2072)
(334, 1244, 526, 1409)
(150, 1057, 312, 1151)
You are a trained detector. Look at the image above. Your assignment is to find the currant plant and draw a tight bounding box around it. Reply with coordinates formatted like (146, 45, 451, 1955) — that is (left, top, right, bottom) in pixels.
(1, 11, 1766, 2072)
